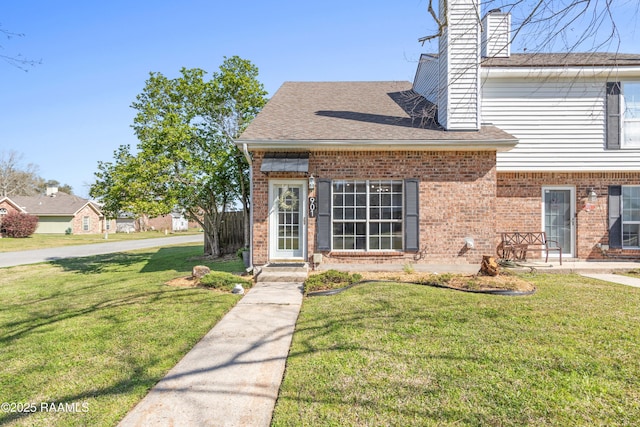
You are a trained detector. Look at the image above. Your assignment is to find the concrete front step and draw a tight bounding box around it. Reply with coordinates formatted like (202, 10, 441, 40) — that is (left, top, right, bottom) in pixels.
(257, 263, 309, 283)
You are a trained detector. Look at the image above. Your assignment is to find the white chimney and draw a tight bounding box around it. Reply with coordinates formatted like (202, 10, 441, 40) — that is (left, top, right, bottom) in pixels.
(46, 186, 58, 197)
(481, 9, 511, 58)
(437, 0, 481, 131)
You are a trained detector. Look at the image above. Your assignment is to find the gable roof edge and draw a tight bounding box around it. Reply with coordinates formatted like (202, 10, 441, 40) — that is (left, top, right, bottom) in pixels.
(0, 197, 28, 213)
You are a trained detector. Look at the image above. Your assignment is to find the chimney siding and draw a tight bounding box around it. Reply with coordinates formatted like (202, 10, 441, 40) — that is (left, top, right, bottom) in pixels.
(437, 0, 481, 131)
(481, 10, 511, 58)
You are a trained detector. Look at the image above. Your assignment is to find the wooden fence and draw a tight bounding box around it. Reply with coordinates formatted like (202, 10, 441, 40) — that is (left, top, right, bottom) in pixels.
(219, 211, 245, 254)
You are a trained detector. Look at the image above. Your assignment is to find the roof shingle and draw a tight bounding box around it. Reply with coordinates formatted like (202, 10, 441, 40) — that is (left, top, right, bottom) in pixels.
(238, 81, 516, 145)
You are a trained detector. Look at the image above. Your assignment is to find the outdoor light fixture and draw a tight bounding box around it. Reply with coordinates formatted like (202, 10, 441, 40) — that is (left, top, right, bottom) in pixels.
(464, 237, 475, 249)
(587, 188, 597, 202)
(308, 174, 315, 191)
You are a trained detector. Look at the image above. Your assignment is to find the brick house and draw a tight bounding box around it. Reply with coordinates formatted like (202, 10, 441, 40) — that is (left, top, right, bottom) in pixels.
(236, 0, 640, 268)
(0, 187, 110, 234)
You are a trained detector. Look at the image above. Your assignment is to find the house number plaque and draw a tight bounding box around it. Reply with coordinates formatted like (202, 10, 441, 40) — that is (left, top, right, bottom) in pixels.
(308, 197, 317, 218)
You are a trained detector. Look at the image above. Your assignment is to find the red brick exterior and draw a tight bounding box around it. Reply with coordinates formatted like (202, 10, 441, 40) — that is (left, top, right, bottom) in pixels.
(252, 150, 498, 266)
(0, 199, 22, 230)
(251, 152, 640, 265)
(497, 172, 640, 260)
(71, 205, 103, 234)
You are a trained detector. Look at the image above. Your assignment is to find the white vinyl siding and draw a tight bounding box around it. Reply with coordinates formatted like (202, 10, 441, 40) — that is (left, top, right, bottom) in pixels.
(438, 0, 480, 131)
(413, 55, 439, 104)
(483, 78, 640, 171)
(481, 12, 510, 58)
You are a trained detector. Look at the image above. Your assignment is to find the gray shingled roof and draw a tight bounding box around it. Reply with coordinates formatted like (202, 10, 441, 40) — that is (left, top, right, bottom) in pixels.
(237, 81, 516, 145)
(10, 192, 101, 216)
(482, 52, 640, 67)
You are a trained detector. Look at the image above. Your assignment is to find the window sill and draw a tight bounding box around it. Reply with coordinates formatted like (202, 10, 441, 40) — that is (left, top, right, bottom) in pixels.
(329, 251, 405, 257)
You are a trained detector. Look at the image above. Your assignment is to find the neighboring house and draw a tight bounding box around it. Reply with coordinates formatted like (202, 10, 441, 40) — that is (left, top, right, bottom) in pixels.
(0, 187, 108, 234)
(236, 0, 640, 267)
(147, 212, 191, 232)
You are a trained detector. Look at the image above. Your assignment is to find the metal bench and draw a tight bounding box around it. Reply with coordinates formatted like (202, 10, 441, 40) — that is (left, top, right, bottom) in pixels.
(497, 232, 562, 265)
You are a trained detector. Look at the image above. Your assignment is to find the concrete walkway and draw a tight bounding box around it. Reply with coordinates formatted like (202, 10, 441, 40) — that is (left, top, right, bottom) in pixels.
(580, 273, 640, 288)
(0, 234, 203, 268)
(117, 281, 304, 427)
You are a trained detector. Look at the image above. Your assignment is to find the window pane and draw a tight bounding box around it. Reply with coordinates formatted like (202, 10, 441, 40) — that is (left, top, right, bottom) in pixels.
(369, 237, 380, 249)
(345, 222, 354, 235)
(623, 187, 640, 221)
(333, 237, 344, 250)
(333, 223, 343, 235)
(624, 121, 640, 146)
(624, 83, 640, 118)
(623, 224, 640, 247)
(623, 83, 640, 147)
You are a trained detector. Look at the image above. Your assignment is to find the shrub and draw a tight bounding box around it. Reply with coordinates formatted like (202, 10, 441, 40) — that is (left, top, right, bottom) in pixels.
(199, 271, 253, 292)
(1, 212, 39, 238)
(304, 269, 362, 294)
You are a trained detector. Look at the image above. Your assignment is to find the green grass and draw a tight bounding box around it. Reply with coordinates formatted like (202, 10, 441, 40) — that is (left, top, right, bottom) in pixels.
(273, 274, 640, 426)
(0, 244, 244, 426)
(0, 230, 202, 252)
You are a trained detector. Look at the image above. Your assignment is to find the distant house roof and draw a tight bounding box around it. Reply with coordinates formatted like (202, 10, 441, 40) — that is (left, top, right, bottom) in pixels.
(9, 192, 102, 217)
(237, 81, 517, 150)
(482, 52, 640, 68)
(0, 197, 27, 213)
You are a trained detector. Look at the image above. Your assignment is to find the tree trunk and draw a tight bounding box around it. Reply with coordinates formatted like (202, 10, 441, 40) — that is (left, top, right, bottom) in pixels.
(480, 255, 499, 276)
(203, 211, 221, 257)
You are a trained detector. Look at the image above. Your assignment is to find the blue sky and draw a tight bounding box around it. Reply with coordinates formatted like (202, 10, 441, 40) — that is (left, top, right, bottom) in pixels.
(1, 1, 639, 198)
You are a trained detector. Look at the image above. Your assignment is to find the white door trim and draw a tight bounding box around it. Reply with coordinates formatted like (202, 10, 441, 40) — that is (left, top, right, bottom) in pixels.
(268, 180, 307, 262)
(541, 186, 575, 258)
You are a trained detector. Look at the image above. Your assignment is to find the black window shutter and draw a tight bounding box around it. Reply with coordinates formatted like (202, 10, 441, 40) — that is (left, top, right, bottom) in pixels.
(608, 185, 622, 248)
(404, 179, 420, 252)
(606, 82, 621, 150)
(316, 179, 332, 251)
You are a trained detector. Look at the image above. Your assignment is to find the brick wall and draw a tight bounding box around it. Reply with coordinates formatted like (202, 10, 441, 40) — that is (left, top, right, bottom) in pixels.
(71, 205, 103, 234)
(252, 150, 497, 266)
(497, 172, 640, 259)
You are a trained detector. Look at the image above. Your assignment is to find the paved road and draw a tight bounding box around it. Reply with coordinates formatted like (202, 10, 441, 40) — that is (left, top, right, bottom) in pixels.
(0, 234, 204, 268)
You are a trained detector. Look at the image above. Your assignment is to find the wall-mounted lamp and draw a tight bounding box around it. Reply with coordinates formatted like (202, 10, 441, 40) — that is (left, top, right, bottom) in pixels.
(587, 188, 597, 202)
(308, 174, 315, 191)
(464, 237, 475, 249)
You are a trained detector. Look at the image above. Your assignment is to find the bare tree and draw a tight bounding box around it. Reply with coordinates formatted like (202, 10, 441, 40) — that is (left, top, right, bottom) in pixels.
(0, 150, 43, 197)
(419, 0, 639, 54)
(1, 25, 40, 71)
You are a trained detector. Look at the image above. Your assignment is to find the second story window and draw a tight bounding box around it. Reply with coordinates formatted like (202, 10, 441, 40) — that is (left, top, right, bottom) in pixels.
(622, 82, 640, 148)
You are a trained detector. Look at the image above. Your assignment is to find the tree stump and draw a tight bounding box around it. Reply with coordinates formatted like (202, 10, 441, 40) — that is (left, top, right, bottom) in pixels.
(480, 255, 499, 276)
(192, 265, 211, 280)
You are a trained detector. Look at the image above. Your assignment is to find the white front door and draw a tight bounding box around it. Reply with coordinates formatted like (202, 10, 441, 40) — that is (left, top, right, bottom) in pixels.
(269, 181, 306, 261)
(542, 187, 575, 258)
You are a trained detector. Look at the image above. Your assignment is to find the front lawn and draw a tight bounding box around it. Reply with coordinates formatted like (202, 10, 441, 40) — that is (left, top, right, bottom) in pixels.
(0, 245, 243, 426)
(273, 274, 640, 426)
(0, 230, 201, 252)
